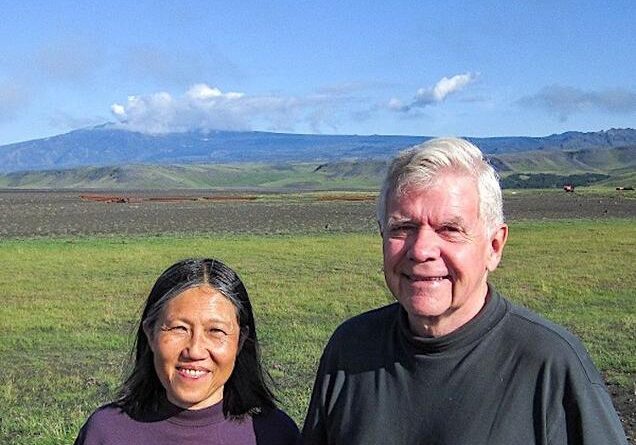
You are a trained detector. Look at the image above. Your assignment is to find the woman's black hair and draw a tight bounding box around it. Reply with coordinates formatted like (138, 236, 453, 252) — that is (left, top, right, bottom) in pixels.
(116, 258, 276, 419)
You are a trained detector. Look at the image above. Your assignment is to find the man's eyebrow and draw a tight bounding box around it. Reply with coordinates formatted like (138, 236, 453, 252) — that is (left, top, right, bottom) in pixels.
(386, 216, 414, 226)
(442, 216, 466, 227)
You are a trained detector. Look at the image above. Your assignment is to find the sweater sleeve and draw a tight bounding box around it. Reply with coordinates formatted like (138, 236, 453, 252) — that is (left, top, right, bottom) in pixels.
(301, 354, 329, 445)
(73, 410, 109, 445)
(253, 408, 301, 445)
(547, 380, 627, 445)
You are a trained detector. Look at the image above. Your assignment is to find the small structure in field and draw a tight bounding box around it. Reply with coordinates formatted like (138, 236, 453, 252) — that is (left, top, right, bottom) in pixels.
(80, 194, 131, 203)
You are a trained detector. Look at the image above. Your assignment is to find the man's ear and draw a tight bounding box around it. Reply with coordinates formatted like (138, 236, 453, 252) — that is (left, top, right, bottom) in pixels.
(487, 224, 508, 272)
(143, 321, 156, 352)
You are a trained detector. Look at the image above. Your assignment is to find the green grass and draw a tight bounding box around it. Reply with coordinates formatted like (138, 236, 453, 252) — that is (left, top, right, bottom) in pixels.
(1, 220, 634, 444)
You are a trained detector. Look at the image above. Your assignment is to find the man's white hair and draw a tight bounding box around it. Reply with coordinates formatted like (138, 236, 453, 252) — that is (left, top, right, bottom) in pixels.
(377, 137, 504, 235)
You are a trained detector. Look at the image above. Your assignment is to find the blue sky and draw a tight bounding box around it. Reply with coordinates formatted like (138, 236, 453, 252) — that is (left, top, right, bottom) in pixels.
(1, 1, 635, 145)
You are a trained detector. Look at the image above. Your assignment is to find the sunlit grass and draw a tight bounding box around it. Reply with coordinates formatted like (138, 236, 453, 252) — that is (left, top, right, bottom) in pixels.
(0, 220, 634, 444)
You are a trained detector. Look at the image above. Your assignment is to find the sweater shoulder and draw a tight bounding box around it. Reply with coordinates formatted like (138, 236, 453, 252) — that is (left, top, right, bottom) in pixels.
(74, 403, 129, 443)
(318, 303, 399, 366)
(330, 303, 399, 341)
(84, 402, 127, 424)
(253, 408, 300, 444)
(504, 302, 604, 385)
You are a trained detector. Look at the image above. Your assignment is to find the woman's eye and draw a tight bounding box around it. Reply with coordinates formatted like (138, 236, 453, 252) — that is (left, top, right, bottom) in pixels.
(170, 325, 187, 332)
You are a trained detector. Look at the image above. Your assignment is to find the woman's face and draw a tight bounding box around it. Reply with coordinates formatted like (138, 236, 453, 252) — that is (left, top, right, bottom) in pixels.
(145, 285, 241, 410)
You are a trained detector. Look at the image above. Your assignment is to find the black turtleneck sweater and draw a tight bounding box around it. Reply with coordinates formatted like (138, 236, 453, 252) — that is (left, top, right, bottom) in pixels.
(302, 287, 626, 444)
(75, 398, 299, 444)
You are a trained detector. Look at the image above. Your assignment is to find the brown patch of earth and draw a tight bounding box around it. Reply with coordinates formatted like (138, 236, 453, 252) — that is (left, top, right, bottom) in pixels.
(607, 382, 636, 443)
(0, 189, 634, 238)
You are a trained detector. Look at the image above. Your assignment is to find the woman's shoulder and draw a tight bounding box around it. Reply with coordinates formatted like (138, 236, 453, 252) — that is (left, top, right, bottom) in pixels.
(81, 403, 127, 426)
(252, 407, 300, 444)
(74, 403, 131, 444)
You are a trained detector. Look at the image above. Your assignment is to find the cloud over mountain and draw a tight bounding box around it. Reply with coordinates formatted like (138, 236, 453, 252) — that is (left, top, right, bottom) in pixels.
(389, 73, 477, 112)
(518, 85, 636, 121)
(110, 83, 358, 134)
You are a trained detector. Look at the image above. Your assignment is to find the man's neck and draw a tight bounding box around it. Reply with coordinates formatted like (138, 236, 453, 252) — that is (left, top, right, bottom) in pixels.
(408, 288, 490, 338)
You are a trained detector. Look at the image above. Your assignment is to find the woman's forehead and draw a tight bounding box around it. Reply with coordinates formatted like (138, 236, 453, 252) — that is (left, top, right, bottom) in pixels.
(162, 286, 238, 319)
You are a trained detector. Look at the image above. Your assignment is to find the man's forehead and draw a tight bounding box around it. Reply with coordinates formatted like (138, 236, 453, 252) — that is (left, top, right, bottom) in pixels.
(392, 178, 478, 203)
(387, 179, 480, 217)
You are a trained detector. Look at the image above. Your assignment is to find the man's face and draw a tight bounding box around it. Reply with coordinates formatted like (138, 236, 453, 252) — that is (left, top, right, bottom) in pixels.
(382, 172, 507, 337)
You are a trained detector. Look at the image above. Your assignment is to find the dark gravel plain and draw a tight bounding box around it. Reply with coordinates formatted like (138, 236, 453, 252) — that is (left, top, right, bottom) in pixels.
(0, 188, 634, 238)
(0, 188, 634, 440)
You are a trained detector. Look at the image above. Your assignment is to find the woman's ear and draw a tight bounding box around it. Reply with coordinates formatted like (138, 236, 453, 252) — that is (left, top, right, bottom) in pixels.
(142, 320, 156, 352)
(238, 326, 249, 352)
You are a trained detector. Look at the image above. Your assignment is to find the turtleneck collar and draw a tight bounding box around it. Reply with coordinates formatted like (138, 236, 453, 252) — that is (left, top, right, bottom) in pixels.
(398, 284, 507, 355)
(150, 397, 228, 427)
(167, 400, 230, 426)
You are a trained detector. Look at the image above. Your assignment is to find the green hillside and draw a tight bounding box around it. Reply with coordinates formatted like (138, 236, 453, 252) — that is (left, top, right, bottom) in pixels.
(491, 145, 636, 174)
(0, 146, 633, 190)
(0, 163, 379, 190)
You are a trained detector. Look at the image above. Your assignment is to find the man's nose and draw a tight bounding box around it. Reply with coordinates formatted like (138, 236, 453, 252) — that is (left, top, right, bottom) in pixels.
(408, 227, 440, 261)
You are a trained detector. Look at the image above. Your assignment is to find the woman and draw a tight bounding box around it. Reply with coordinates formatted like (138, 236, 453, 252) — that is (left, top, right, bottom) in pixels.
(75, 258, 299, 444)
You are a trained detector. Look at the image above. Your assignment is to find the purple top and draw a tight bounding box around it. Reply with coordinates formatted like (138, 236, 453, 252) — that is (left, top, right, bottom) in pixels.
(74, 399, 299, 444)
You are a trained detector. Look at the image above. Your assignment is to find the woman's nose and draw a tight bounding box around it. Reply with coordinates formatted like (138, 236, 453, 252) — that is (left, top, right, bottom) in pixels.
(184, 331, 209, 359)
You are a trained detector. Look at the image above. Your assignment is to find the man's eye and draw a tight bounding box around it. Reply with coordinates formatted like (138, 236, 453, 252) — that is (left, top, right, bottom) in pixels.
(389, 225, 412, 236)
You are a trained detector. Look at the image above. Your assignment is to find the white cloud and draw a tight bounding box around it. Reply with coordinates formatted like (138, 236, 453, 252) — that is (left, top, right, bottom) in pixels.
(388, 97, 405, 111)
(110, 103, 126, 119)
(390, 72, 477, 112)
(518, 85, 636, 121)
(186, 84, 244, 101)
(110, 84, 346, 134)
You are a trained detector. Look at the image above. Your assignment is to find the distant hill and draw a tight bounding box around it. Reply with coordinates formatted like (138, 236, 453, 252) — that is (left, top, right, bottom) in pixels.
(0, 163, 379, 190)
(0, 125, 635, 174)
(1, 145, 633, 190)
(491, 144, 636, 174)
(0, 125, 425, 174)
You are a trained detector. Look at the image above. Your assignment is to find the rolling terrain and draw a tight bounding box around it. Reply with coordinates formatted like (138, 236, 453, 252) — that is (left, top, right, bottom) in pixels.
(0, 126, 634, 189)
(0, 145, 633, 190)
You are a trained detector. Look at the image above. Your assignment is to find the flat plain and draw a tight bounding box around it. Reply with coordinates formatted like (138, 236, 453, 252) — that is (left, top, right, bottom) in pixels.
(0, 188, 634, 444)
(0, 188, 634, 237)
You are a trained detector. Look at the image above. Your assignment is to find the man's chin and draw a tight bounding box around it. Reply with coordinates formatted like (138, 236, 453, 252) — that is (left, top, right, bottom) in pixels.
(401, 293, 452, 319)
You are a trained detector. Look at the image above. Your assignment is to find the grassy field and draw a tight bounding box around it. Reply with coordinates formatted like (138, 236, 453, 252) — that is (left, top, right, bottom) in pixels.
(0, 220, 634, 444)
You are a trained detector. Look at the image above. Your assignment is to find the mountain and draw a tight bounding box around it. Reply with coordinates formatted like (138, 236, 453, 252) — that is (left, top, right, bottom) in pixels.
(0, 125, 635, 174)
(0, 125, 425, 174)
(1, 146, 633, 190)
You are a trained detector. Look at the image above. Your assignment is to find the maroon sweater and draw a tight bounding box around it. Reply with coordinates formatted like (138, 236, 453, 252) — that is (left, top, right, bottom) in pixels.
(74, 399, 299, 444)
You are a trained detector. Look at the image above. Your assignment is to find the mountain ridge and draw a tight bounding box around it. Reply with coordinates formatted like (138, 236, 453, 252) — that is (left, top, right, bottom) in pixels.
(1, 125, 635, 174)
(1, 145, 633, 190)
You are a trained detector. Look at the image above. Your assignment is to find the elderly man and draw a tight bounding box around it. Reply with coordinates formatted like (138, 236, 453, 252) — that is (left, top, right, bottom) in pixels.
(302, 138, 626, 444)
